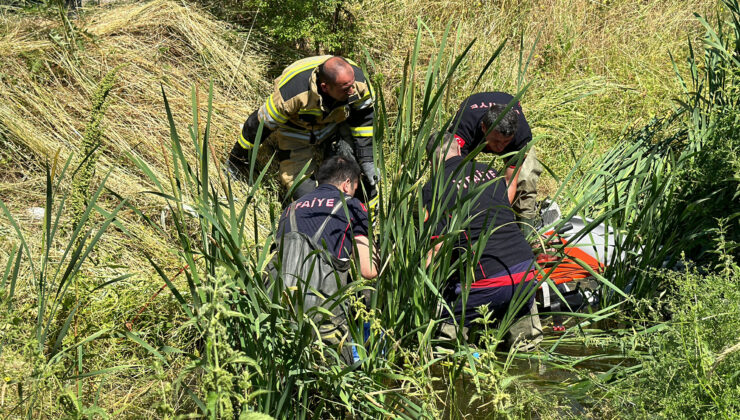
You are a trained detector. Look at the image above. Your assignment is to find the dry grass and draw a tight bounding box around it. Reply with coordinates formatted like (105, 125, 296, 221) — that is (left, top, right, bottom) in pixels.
(0, 0, 272, 260)
(0, 7, 273, 413)
(358, 0, 715, 194)
(0, 0, 267, 197)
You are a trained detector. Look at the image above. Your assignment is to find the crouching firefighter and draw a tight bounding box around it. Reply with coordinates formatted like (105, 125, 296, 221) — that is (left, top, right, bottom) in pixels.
(226, 55, 379, 206)
(423, 132, 542, 350)
(449, 92, 543, 239)
(268, 156, 379, 362)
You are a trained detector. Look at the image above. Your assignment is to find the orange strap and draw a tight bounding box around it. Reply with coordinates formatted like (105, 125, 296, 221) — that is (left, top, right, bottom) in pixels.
(536, 237, 603, 285)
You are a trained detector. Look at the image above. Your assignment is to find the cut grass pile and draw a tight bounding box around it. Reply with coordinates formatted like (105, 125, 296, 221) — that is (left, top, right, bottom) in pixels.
(0, 0, 270, 233)
(0, 2, 273, 416)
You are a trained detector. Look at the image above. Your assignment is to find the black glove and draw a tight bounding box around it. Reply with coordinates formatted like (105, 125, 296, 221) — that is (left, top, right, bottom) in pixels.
(360, 161, 379, 209)
(226, 140, 253, 184)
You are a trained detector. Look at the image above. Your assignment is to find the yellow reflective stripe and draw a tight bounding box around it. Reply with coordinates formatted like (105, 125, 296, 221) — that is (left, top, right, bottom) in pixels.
(368, 194, 379, 210)
(238, 133, 253, 149)
(278, 57, 327, 88)
(350, 126, 374, 137)
(266, 95, 288, 123)
(298, 108, 322, 116)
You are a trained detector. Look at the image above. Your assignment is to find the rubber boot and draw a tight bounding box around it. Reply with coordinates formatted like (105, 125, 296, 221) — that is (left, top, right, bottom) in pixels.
(505, 303, 543, 352)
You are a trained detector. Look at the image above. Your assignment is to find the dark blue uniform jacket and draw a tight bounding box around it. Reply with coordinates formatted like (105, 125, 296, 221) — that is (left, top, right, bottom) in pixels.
(277, 184, 369, 259)
(450, 92, 532, 161)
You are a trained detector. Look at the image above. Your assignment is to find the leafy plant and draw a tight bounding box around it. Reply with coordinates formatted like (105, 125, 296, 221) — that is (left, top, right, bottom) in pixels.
(196, 0, 359, 55)
(591, 248, 740, 418)
(0, 146, 126, 418)
(547, 0, 740, 305)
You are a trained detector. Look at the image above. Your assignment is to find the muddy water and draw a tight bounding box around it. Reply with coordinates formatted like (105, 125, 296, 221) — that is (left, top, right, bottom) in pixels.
(432, 329, 636, 418)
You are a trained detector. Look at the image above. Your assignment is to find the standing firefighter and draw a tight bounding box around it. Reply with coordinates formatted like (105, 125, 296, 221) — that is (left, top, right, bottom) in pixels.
(271, 156, 378, 361)
(226, 55, 378, 204)
(449, 92, 542, 235)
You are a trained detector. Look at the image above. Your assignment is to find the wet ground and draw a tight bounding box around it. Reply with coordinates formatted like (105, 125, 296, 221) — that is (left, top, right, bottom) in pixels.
(432, 317, 637, 418)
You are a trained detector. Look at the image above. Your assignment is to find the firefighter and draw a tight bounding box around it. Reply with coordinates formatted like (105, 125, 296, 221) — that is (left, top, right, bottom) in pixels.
(424, 131, 542, 349)
(226, 55, 378, 205)
(448, 92, 542, 237)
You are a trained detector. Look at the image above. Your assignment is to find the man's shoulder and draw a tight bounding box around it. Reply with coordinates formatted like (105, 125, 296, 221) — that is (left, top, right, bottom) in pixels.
(274, 56, 330, 104)
(279, 56, 332, 81)
(345, 196, 369, 224)
(459, 92, 516, 109)
(422, 158, 466, 193)
(343, 58, 368, 82)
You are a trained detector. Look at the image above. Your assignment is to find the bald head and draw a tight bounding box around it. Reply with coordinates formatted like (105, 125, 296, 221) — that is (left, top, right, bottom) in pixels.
(318, 57, 352, 83)
(318, 56, 356, 101)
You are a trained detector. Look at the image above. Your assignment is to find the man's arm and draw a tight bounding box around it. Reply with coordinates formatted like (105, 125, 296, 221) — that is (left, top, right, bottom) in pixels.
(424, 208, 444, 267)
(505, 163, 521, 205)
(426, 239, 444, 268)
(236, 85, 292, 154)
(348, 92, 374, 164)
(240, 109, 273, 151)
(354, 235, 379, 279)
(348, 75, 378, 203)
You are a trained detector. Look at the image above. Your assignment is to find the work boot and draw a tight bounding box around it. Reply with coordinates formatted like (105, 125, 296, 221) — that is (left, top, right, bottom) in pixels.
(505, 303, 543, 352)
(433, 321, 470, 355)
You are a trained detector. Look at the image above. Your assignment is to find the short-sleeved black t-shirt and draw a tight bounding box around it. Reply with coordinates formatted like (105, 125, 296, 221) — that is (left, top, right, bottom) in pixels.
(449, 92, 532, 159)
(422, 156, 533, 280)
(277, 184, 369, 259)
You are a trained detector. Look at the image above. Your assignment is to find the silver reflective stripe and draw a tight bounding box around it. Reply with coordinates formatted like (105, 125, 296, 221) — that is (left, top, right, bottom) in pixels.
(279, 131, 312, 141)
(279, 122, 336, 136)
(279, 123, 338, 142)
(312, 123, 337, 139)
(258, 105, 280, 130)
(352, 97, 373, 110)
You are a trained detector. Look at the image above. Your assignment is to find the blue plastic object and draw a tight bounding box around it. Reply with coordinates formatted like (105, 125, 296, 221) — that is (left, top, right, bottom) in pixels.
(351, 322, 374, 362)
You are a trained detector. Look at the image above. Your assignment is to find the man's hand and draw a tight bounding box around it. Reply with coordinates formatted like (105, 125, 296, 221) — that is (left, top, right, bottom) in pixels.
(504, 165, 520, 205)
(360, 161, 379, 185)
(360, 161, 380, 210)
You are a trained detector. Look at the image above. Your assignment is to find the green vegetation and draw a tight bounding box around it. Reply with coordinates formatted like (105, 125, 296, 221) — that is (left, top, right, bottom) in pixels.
(196, 0, 358, 56)
(588, 252, 740, 418)
(0, 0, 738, 418)
(68, 67, 118, 232)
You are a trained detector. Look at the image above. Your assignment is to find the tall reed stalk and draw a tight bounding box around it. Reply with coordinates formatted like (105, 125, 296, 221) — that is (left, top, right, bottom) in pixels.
(547, 0, 740, 305)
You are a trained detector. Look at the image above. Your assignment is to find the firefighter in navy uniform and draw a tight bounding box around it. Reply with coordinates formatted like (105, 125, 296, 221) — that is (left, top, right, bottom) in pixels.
(226, 56, 378, 205)
(277, 156, 377, 276)
(449, 92, 542, 236)
(274, 156, 378, 361)
(424, 132, 542, 349)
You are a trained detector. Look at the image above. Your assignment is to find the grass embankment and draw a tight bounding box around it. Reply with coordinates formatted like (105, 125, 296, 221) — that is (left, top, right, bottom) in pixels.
(0, 1, 273, 416)
(357, 0, 714, 192)
(0, 0, 733, 418)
